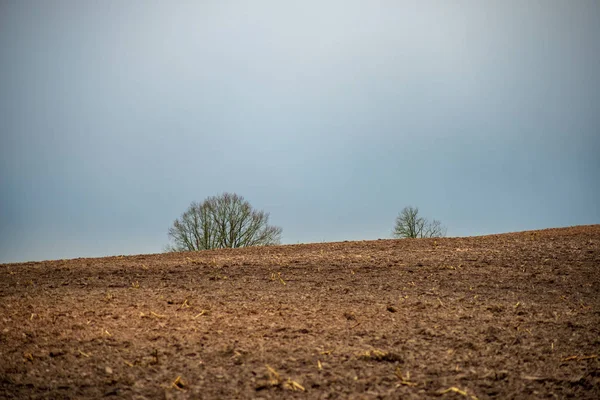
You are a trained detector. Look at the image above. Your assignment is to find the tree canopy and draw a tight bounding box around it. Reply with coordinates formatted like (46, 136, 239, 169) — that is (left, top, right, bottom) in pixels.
(393, 206, 446, 239)
(167, 193, 282, 251)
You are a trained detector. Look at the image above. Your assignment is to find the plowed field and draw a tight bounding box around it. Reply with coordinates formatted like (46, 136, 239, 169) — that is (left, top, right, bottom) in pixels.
(1, 225, 599, 399)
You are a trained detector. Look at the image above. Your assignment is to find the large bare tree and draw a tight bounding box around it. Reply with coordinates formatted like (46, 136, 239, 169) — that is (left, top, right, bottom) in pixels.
(393, 206, 446, 239)
(167, 193, 282, 251)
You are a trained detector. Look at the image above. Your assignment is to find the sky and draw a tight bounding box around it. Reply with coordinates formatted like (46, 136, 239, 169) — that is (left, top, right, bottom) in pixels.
(1, 0, 599, 263)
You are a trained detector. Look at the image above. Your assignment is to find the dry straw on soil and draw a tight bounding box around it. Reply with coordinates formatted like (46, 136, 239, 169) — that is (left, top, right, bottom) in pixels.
(1, 225, 599, 399)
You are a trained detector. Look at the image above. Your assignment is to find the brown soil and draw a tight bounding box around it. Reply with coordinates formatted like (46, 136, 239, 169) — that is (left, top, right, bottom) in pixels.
(1, 225, 599, 399)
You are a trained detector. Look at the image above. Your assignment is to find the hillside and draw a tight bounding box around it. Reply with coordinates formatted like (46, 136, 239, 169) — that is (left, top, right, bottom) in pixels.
(1, 225, 599, 399)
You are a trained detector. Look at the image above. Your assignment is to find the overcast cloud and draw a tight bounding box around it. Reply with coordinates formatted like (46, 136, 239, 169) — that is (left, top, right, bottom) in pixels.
(1, 0, 599, 263)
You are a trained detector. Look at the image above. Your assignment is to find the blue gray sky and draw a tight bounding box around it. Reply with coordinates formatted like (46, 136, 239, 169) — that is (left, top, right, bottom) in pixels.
(1, 0, 599, 263)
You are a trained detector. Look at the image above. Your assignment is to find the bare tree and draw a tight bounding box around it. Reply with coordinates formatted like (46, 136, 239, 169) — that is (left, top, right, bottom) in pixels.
(393, 206, 446, 239)
(167, 193, 282, 251)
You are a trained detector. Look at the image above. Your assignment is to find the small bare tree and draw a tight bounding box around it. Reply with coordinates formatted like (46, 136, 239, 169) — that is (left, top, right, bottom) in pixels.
(167, 193, 282, 251)
(393, 206, 446, 239)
